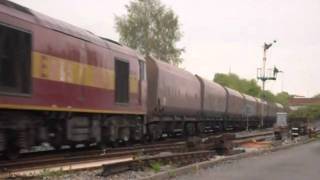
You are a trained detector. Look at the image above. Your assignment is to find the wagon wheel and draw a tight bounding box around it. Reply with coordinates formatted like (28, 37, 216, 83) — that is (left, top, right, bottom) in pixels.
(148, 124, 162, 141)
(51, 132, 63, 150)
(5, 143, 20, 160)
(197, 123, 206, 134)
(85, 142, 92, 148)
(185, 123, 196, 136)
(50, 124, 64, 150)
(4, 144, 20, 160)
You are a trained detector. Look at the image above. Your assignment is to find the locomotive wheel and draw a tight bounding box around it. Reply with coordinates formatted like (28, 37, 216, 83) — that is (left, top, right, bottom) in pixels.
(70, 142, 78, 151)
(50, 124, 64, 150)
(4, 144, 20, 160)
(111, 141, 119, 148)
(51, 134, 63, 150)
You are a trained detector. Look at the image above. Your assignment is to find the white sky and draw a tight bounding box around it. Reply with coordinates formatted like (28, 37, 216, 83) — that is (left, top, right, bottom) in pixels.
(10, 0, 320, 97)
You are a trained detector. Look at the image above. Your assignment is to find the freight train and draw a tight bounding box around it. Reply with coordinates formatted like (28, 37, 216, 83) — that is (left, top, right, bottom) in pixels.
(0, 0, 284, 158)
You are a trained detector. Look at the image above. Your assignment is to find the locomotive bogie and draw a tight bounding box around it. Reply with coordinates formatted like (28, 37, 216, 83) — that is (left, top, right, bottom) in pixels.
(66, 116, 100, 143)
(100, 115, 144, 144)
(0, 110, 145, 155)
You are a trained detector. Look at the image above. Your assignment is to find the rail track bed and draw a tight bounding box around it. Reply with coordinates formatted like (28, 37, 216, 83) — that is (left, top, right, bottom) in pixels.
(0, 142, 186, 174)
(102, 150, 216, 177)
(0, 130, 275, 179)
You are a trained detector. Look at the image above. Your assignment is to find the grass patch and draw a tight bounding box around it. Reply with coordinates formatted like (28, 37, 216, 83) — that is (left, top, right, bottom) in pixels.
(168, 170, 177, 178)
(150, 162, 162, 173)
(38, 168, 65, 178)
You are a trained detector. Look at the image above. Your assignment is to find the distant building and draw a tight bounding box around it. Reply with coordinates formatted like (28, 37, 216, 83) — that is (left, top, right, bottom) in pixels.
(288, 98, 320, 110)
(291, 94, 305, 98)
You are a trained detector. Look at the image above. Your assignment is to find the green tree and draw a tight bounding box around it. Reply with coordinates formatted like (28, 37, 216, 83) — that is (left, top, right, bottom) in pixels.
(289, 105, 320, 121)
(115, 0, 184, 65)
(275, 92, 291, 106)
(214, 73, 261, 97)
(313, 93, 320, 98)
(261, 90, 276, 102)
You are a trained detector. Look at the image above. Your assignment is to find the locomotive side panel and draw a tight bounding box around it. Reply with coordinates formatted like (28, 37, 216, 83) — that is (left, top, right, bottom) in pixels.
(0, 7, 144, 114)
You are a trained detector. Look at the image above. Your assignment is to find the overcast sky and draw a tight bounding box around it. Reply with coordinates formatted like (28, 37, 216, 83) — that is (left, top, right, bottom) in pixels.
(10, 0, 320, 97)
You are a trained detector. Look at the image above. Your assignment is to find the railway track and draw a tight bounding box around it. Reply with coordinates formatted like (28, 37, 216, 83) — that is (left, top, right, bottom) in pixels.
(233, 130, 274, 145)
(101, 130, 275, 177)
(0, 141, 187, 178)
(0, 130, 274, 178)
(0, 141, 186, 167)
(102, 150, 216, 177)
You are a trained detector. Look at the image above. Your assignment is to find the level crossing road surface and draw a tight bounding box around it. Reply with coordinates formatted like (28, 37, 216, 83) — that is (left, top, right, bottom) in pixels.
(176, 140, 320, 180)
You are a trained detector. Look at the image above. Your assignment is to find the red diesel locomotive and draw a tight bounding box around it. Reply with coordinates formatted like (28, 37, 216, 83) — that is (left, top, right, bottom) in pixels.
(0, 1, 147, 158)
(0, 1, 283, 158)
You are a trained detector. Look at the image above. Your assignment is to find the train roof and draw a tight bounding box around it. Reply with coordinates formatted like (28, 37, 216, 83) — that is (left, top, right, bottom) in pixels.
(32, 11, 106, 45)
(148, 56, 197, 79)
(196, 75, 226, 91)
(275, 103, 284, 108)
(0, 0, 32, 15)
(225, 87, 243, 98)
(243, 94, 256, 102)
(254, 97, 262, 102)
(1, 0, 141, 58)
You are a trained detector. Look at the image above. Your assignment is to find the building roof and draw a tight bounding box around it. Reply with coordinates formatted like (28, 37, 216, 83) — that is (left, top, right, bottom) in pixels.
(288, 98, 320, 106)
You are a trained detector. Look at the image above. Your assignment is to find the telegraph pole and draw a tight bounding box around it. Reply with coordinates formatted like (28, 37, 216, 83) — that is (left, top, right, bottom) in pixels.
(257, 40, 279, 128)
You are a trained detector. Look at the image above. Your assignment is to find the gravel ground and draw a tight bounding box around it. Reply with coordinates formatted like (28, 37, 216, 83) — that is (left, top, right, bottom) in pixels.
(16, 135, 312, 180)
(40, 165, 174, 180)
(175, 140, 320, 180)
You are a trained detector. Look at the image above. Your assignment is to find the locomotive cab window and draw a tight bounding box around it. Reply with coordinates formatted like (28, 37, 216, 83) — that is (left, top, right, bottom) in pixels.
(115, 59, 129, 103)
(0, 24, 31, 95)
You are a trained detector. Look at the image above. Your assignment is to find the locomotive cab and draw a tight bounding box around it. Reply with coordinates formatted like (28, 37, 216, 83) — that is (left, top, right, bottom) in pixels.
(0, 23, 32, 95)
